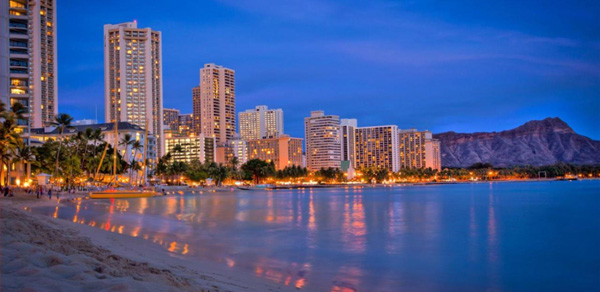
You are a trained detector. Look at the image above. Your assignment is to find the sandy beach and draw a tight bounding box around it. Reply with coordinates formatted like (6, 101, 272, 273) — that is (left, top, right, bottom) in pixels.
(1, 195, 296, 292)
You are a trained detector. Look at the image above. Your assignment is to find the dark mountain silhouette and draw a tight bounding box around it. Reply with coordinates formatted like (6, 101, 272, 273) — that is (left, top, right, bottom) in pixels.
(434, 118, 600, 168)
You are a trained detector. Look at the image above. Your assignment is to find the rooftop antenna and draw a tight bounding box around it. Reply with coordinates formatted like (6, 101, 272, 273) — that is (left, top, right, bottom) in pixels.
(95, 104, 98, 123)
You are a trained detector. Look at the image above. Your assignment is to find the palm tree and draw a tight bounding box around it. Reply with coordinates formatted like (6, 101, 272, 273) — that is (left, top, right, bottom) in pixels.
(0, 101, 26, 185)
(50, 113, 74, 181)
(12, 142, 36, 183)
(130, 140, 143, 184)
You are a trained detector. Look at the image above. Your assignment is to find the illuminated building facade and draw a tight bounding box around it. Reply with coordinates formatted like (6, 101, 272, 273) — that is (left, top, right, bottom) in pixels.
(178, 113, 193, 136)
(340, 118, 357, 168)
(304, 110, 341, 170)
(398, 129, 441, 170)
(247, 135, 303, 170)
(193, 63, 235, 143)
(239, 105, 283, 140)
(164, 134, 216, 164)
(1, 0, 58, 134)
(162, 108, 179, 132)
(354, 125, 400, 172)
(104, 21, 164, 156)
(229, 134, 248, 165)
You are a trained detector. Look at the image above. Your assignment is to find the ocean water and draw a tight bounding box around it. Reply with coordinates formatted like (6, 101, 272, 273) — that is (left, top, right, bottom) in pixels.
(30, 180, 600, 291)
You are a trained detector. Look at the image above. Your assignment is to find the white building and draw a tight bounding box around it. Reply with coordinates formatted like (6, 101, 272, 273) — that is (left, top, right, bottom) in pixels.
(1, 0, 58, 133)
(340, 118, 357, 168)
(193, 63, 235, 144)
(304, 110, 341, 170)
(355, 125, 400, 172)
(239, 105, 283, 140)
(229, 134, 248, 165)
(104, 21, 164, 156)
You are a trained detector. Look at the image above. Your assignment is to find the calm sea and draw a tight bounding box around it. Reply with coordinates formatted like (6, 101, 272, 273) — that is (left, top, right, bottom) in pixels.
(31, 180, 600, 291)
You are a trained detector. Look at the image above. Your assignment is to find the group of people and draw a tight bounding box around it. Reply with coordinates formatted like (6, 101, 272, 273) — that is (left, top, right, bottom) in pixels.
(2, 185, 14, 197)
(1, 184, 79, 200)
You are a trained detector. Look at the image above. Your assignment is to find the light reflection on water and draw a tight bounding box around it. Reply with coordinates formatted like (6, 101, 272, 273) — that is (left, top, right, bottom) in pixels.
(26, 181, 600, 291)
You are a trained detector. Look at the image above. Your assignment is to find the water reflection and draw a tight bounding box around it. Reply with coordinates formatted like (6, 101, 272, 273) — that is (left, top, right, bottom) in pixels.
(24, 181, 600, 291)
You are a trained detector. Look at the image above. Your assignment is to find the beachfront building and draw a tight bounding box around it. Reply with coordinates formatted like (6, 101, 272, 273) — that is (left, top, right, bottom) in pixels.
(30, 122, 157, 169)
(192, 63, 235, 143)
(163, 108, 179, 133)
(229, 134, 248, 165)
(355, 125, 400, 172)
(340, 118, 357, 169)
(1, 0, 58, 134)
(304, 110, 341, 170)
(239, 105, 283, 140)
(398, 129, 441, 171)
(103, 21, 164, 156)
(164, 135, 216, 164)
(246, 135, 303, 170)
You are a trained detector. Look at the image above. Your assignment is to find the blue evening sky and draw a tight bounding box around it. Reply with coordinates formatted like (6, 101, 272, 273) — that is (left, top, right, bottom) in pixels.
(57, 0, 599, 139)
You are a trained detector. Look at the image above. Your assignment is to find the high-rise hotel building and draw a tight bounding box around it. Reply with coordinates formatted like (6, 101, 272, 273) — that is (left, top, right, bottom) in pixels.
(192, 63, 235, 144)
(1, 0, 58, 133)
(340, 118, 357, 168)
(398, 129, 441, 170)
(247, 135, 303, 170)
(355, 125, 400, 172)
(104, 21, 164, 156)
(239, 105, 283, 140)
(304, 110, 341, 170)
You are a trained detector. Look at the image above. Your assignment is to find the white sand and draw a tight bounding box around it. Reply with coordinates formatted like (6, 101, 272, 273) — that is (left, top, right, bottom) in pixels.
(1, 197, 297, 292)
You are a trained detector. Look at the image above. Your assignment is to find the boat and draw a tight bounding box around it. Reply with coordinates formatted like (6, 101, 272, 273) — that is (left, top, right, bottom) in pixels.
(89, 108, 155, 199)
(237, 184, 274, 191)
(89, 189, 158, 199)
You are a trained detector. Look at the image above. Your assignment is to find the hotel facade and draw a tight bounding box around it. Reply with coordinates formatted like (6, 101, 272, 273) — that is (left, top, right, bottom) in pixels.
(239, 105, 283, 140)
(354, 125, 400, 172)
(103, 21, 164, 156)
(192, 63, 235, 144)
(398, 129, 441, 170)
(247, 135, 303, 170)
(304, 110, 341, 170)
(340, 118, 357, 168)
(1, 0, 58, 134)
(164, 135, 216, 164)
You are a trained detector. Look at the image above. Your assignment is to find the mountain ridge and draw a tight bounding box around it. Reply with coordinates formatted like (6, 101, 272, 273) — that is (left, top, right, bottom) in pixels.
(434, 117, 600, 168)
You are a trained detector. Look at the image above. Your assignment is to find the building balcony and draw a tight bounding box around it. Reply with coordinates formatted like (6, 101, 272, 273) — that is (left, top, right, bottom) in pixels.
(10, 35, 28, 42)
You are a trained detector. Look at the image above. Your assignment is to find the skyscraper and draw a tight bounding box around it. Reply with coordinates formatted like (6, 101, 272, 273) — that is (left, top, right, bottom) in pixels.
(340, 118, 357, 168)
(355, 125, 400, 172)
(239, 105, 283, 140)
(104, 21, 164, 156)
(1, 0, 58, 133)
(192, 63, 235, 144)
(304, 110, 341, 170)
(398, 129, 441, 170)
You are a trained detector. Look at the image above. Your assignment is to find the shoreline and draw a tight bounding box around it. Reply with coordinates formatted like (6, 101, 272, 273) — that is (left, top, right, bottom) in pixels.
(1, 196, 296, 292)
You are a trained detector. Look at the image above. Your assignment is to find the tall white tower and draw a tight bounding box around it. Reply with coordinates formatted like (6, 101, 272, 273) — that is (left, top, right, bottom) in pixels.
(104, 21, 164, 156)
(1, 0, 58, 132)
(193, 63, 235, 144)
(304, 110, 341, 170)
(239, 105, 283, 140)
